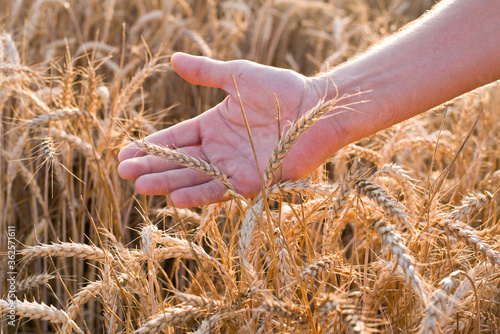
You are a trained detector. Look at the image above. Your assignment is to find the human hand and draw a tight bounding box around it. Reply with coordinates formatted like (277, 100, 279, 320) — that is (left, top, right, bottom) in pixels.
(118, 52, 343, 207)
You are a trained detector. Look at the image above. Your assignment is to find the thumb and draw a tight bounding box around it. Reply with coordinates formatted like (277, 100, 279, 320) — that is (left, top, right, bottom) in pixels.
(171, 52, 242, 91)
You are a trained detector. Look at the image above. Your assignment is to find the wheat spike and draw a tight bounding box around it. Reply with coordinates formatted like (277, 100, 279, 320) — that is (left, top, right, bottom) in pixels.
(438, 191, 499, 265)
(318, 293, 369, 334)
(418, 271, 460, 334)
(341, 144, 382, 165)
(44, 127, 100, 159)
(66, 280, 103, 320)
(300, 254, 344, 280)
(2, 32, 20, 64)
(25, 107, 84, 127)
(355, 179, 410, 228)
(17, 274, 54, 291)
(265, 98, 338, 186)
(176, 292, 223, 309)
(0, 299, 83, 334)
(373, 219, 428, 305)
(258, 298, 305, 323)
(135, 139, 233, 190)
(273, 227, 292, 299)
(134, 305, 206, 333)
(21, 242, 111, 262)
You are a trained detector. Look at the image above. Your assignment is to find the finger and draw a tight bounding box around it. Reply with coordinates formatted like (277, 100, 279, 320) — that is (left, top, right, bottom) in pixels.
(134, 168, 214, 197)
(168, 179, 230, 208)
(171, 52, 250, 93)
(118, 117, 201, 162)
(117, 146, 204, 179)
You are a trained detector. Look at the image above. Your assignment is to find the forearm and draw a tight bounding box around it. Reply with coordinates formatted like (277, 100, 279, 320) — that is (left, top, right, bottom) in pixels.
(315, 0, 500, 151)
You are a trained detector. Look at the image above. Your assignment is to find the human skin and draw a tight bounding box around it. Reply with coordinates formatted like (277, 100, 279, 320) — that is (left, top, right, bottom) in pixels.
(118, 0, 500, 208)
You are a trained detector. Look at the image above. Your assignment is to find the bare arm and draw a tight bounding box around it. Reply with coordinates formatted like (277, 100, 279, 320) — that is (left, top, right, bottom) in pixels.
(318, 0, 500, 152)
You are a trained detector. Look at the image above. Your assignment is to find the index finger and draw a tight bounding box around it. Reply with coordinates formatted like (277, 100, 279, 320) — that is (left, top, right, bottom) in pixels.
(118, 116, 201, 162)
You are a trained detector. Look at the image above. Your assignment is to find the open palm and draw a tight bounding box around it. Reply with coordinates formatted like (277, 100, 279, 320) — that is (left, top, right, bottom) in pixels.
(118, 53, 340, 207)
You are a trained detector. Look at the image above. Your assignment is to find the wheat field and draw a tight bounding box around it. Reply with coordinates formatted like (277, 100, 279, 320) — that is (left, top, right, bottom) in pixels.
(0, 0, 499, 333)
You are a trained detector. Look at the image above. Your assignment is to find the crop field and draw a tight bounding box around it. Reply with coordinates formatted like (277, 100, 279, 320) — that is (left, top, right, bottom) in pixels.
(0, 0, 499, 333)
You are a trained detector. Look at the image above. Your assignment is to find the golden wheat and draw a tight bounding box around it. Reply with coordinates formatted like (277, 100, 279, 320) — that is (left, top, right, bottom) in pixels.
(1, 0, 499, 333)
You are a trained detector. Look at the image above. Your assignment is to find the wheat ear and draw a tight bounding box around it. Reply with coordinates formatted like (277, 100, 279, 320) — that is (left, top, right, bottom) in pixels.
(438, 191, 499, 265)
(65, 280, 103, 320)
(45, 127, 100, 159)
(324, 170, 358, 246)
(16, 274, 54, 291)
(300, 254, 344, 280)
(21, 242, 110, 261)
(264, 98, 337, 186)
(393, 137, 455, 158)
(273, 227, 292, 299)
(112, 54, 160, 116)
(375, 163, 419, 211)
(0, 299, 83, 334)
(1, 32, 20, 64)
(157, 235, 217, 264)
(24, 107, 84, 127)
(438, 220, 500, 266)
(134, 305, 206, 333)
(0, 63, 37, 77)
(194, 203, 221, 240)
(176, 292, 223, 309)
(341, 144, 382, 165)
(258, 298, 305, 324)
(355, 179, 410, 228)
(239, 197, 263, 278)
(135, 139, 233, 190)
(267, 180, 336, 198)
(448, 191, 495, 222)
(195, 312, 224, 334)
(373, 219, 428, 305)
(418, 271, 460, 334)
(153, 207, 202, 224)
(318, 294, 368, 334)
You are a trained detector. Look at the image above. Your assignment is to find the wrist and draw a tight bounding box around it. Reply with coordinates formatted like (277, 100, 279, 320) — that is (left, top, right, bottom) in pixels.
(307, 72, 368, 151)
